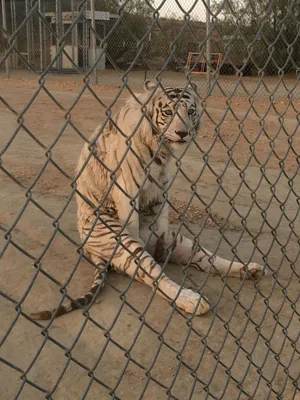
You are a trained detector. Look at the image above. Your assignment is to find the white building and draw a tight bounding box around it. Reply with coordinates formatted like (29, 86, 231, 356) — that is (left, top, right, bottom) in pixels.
(45, 10, 118, 72)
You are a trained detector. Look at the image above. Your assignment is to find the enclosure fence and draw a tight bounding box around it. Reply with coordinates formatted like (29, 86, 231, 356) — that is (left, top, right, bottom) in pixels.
(1, 0, 300, 399)
(1, 0, 300, 98)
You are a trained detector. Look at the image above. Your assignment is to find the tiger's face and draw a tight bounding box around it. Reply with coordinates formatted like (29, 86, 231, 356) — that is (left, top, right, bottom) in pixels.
(145, 81, 200, 148)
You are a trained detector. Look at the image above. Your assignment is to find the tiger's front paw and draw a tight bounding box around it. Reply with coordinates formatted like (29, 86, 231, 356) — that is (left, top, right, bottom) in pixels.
(176, 288, 210, 316)
(241, 262, 267, 280)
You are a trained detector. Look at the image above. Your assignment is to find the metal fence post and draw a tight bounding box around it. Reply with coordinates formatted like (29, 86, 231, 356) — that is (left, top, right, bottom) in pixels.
(83, 1, 88, 71)
(2, 0, 10, 77)
(206, 0, 211, 94)
(25, 0, 33, 69)
(10, 0, 16, 70)
(71, 0, 76, 67)
(144, 31, 151, 82)
(90, 0, 98, 84)
(38, 0, 44, 72)
(56, 0, 63, 71)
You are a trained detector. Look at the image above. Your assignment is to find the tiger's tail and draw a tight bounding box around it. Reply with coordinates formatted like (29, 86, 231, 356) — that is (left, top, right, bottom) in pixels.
(29, 268, 107, 321)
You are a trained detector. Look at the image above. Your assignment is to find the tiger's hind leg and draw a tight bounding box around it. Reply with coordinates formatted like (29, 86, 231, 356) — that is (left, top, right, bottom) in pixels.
(108, 233, 210, 316)
(77, 218, 210, 315)
(84, 217, 209, 315)
(155, 230, 267, 280)
(29, 220, 209, 320)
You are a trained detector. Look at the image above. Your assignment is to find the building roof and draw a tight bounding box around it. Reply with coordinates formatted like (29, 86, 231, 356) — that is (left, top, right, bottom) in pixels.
(44, 11, 119, 22)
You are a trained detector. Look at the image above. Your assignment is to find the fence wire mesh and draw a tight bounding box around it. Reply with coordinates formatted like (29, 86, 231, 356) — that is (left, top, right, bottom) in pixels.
(0, 0, 300, 399)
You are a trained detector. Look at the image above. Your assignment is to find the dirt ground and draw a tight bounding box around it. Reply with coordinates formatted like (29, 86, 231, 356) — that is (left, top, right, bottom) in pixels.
(1, 68, 300, 100)
(0, 77, 299, 400)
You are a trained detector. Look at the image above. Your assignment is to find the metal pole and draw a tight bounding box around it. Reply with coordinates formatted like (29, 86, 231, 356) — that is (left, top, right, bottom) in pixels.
(206, 0, 211, 94)
(2, 0, 10, 77)
(55, 0, 59, 70)
(71, 0, 75, 66)
(11, 0, 17, 69)
(25, 0, 32, 69)
(10, 0, 14, 69)
(56, 0, 62, 71)
(144, 32, 151, 82)
(30, 0, 34, 68)
(38, 0, 43, 72)
(42, 0, 46, 70)
(90, 0, 98, 84)
(60, 0, 63, 71)
(83, 1, 88, 71)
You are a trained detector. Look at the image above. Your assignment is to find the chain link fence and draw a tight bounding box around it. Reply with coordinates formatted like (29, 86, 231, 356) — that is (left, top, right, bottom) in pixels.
(1, 0, 300, 399)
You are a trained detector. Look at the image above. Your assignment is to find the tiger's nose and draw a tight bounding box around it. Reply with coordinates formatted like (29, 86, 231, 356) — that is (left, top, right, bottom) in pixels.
(176, 131, 188, 139)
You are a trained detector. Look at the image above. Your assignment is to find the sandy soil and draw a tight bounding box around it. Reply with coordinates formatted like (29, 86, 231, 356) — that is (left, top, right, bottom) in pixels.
(0, 77, 299, 399)
(1, 68, 300, 100)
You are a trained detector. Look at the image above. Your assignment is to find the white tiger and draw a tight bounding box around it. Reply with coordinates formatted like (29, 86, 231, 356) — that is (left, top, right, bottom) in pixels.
(30, 81, 267, 320)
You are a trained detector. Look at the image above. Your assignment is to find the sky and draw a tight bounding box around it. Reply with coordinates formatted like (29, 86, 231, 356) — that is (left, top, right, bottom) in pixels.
(154, 0, 207, 22)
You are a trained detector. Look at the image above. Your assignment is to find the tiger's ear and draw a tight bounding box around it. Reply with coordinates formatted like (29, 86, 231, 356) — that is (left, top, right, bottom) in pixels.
(190, 82, 200, 103)
(144, 80, 156, 92)
(190, 82, 197, 92)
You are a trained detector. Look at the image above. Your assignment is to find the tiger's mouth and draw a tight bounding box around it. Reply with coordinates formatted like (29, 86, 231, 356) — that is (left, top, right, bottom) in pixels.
(165, 137, 189, 145)
(164, 138, 187, 144)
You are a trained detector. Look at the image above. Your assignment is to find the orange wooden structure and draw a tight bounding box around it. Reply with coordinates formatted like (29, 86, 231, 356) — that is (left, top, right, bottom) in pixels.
(185, 52, 222, 74)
